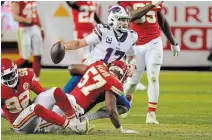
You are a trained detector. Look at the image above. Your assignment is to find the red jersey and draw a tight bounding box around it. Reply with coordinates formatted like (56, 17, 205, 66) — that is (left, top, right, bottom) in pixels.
(70, 61, 123, 109)
(72, 1, 97, 38)
(15, 1, 40, 27)
(119, 1, 162, 45)
(1, 68, 45, 124)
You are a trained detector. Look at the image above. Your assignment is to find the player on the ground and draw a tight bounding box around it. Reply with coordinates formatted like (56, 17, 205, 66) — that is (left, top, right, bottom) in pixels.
(66, 1, 102, 60)
(1, 58, 89, 134)
(58, 5, 137, 94)
(11, 1, 43, 81)
(118, 1, 180, 124)
(67, 60, 137, 133)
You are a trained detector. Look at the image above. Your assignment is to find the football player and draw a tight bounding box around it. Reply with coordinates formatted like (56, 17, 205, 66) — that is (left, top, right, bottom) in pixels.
(1, 58, 89, 134)
(118, 1, 180, 124)
(59, 5, 137, 94)
(11, 1, 43, 81)
(61, 60, 137, 133)
(66, 1, 102, 60)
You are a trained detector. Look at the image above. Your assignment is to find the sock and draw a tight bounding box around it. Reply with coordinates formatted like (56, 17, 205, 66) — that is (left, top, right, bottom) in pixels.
(53, 88, 75, 118)
(63, 75, 82, 93)
(33, 56, 41, 78)
(34, 104, 70, 128)
(15, 58, 28, 67)
(148, 102, 157, 112)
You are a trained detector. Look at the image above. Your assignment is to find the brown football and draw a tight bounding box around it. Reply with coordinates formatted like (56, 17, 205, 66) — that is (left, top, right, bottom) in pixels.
(51, 41, 65, 64)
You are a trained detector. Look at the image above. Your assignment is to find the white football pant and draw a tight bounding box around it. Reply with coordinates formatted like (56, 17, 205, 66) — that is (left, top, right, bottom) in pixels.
(124, 37, 163, 103)
(17, 25, 43, 59)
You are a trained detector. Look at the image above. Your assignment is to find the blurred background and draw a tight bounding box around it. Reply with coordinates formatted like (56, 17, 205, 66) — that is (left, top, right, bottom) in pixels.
(1, 1, 212, 70)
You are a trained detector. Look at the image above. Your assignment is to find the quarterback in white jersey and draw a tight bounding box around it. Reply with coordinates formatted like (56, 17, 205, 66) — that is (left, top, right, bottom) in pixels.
(64, 5, 138, 76)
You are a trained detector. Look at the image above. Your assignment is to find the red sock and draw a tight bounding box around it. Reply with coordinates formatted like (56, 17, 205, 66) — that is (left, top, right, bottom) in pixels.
(34, 104, 70, 128)
(148, 102, 157, 112)
(15, 58, 27, 67)
(33, 56, 41, 78)
(53, 88, 75, 118)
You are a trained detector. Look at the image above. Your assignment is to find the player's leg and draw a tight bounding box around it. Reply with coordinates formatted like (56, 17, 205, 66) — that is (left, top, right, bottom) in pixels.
(31, 25, 43, 81)
(34, 87, 89, 133)
(80, 93, 130, 121)
(15, 27, 31, 67)
(12, 103, 71, 134)
(121, 46, 147, 118)
(145, 37, 163, 124)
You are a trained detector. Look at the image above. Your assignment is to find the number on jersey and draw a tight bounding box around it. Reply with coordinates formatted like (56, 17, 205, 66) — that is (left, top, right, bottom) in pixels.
(5, 91, 30, 113)
(133, 3, 157, 23)
(103, 48, 125, 63)
(78, 5, 96, 23)
(78, 66, 106, 96)
(23, 2, 37, 19)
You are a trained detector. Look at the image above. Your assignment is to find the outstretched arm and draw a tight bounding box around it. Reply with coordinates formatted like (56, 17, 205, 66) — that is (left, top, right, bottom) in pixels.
(64, 39, 88, 50)
(94, 12, 102, 24)
(68, 64, 88, 76)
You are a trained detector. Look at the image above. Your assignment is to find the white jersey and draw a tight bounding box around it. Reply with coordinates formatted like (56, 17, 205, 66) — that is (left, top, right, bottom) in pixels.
(84, 24, 138, 65)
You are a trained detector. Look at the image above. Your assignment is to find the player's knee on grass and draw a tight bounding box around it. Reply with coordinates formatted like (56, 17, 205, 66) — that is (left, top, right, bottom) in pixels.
(63, 75, 82, 93)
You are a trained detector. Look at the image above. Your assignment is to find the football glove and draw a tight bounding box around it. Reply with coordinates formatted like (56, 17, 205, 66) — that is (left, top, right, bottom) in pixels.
(171, 43, 180, 56)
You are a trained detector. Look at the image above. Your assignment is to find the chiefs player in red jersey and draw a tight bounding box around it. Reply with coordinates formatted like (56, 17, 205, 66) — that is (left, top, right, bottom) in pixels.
(1, 58, 90, 134)
(66, 1, 102, 60)
(11, 1, 43, 81)
(118, 1, 180, 124)
(64, 60, 137, 133)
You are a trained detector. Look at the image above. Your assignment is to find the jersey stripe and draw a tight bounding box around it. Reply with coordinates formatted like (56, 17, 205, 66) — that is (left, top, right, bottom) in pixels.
(111, 86, 122, 96)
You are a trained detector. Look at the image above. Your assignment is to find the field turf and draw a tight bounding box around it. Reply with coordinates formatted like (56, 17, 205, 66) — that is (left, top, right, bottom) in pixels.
(1, 69, 212, 140)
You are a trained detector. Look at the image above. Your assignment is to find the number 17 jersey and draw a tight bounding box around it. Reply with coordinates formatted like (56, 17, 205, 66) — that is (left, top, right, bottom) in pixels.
(84, 24, 138, 65)
(70, 61, 123, 110)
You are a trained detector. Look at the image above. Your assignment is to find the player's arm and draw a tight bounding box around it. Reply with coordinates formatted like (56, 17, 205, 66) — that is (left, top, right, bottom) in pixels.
(68, 64, 88, 76)
(94, 12, 102, 24)
(157, 10, 180, 56)
(66, 1, 81, 11)
(64, 25, 102, 50)
(11, 2, 31, 24)
(105, 91, 122, 129)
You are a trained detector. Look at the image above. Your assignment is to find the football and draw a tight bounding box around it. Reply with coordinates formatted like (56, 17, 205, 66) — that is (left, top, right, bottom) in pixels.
(51, 41, 65, 64)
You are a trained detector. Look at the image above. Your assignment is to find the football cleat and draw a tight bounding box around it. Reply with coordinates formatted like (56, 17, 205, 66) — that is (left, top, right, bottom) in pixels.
(67, 120, 90, 134)
(146, 112, 159, 124)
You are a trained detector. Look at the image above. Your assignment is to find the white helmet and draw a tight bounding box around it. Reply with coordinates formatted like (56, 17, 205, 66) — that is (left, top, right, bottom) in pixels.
(108, 5, 130, 32)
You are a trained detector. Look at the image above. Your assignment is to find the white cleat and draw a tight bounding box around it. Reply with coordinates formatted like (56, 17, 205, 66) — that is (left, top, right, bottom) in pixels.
(146, 112, 159, 124)
(68, 120, 90, 134)
(135, 83, 146, 91)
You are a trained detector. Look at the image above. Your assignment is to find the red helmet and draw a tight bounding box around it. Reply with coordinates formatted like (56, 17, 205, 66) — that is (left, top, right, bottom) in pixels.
(1, 58, 18, 88)
(108, 60, 128, 83)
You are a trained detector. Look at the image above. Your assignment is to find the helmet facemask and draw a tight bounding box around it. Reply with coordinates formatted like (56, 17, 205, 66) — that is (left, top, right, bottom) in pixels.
(1, 65, 18, 88)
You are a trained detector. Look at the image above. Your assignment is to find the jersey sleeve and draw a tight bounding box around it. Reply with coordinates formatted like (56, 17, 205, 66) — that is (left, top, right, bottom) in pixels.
(107, 77, 124, 96)
(84, 24, 104, 45)
(126, 32, 138, 56)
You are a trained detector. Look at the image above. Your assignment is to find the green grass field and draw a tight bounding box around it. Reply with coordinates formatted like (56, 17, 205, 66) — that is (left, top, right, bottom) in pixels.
(2, 70, 212, 140)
